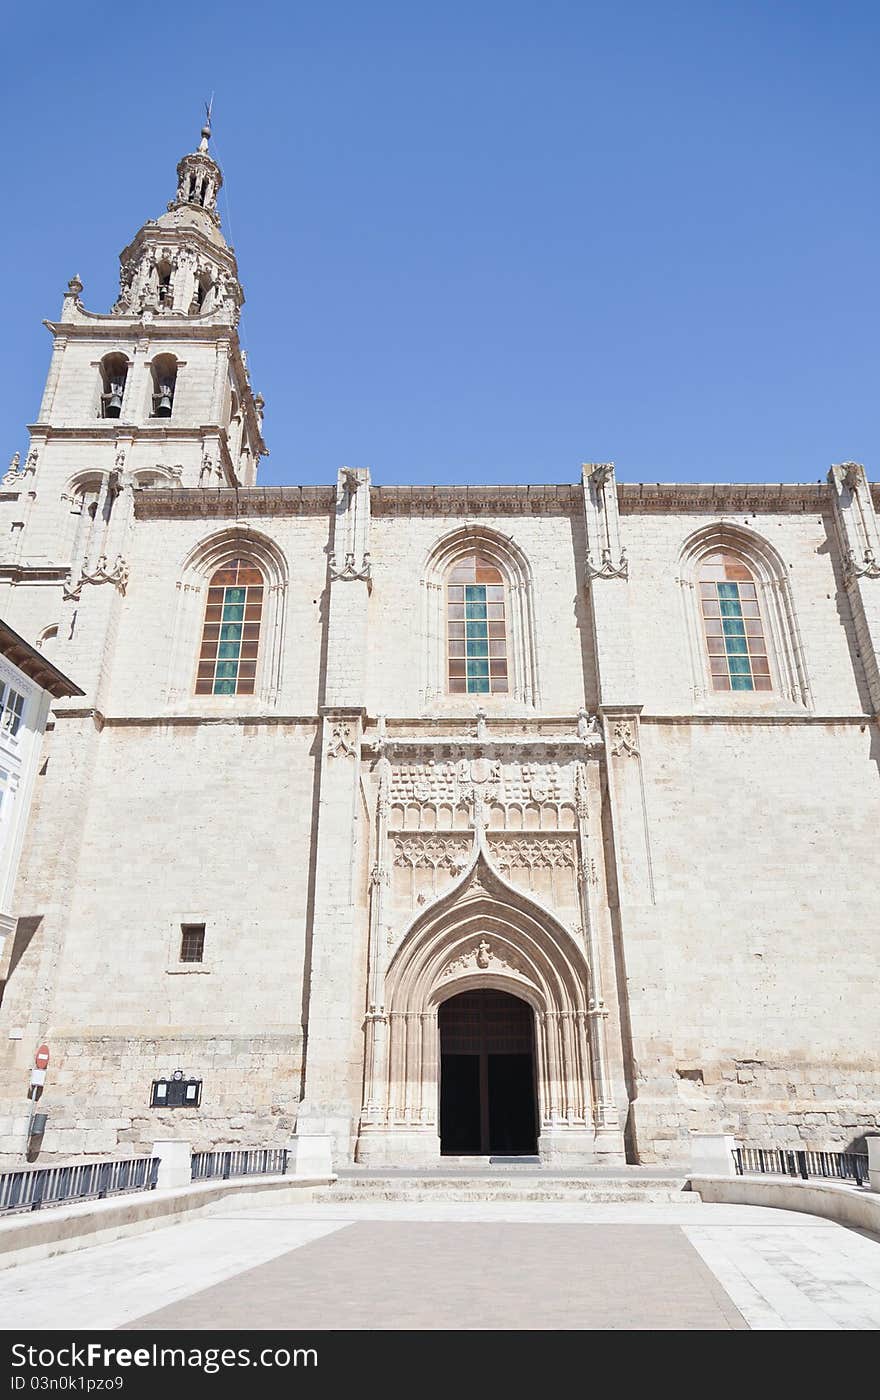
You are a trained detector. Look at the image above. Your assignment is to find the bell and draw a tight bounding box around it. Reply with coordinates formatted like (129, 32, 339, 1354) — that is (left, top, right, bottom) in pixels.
(105, 381, 124, 418)
(155, 384, 173, 417)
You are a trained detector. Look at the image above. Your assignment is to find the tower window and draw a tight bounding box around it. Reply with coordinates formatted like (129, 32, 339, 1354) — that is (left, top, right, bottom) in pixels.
(446, 554, 509, 694)
(179, 924, 205, 963)
(195, 558, 264, 696)
(99, 353, 128, 419)
(699, 552, 771, 692)
(156, 262, 173, 307)
(194, 275, 213, 313)
(150, 355, 178, 418)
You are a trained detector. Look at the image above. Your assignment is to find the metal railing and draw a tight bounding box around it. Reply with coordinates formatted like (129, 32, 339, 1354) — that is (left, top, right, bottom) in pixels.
(191, 1148, 288, 1182)
(733, 1146, 869, 1187)
(0, 1156, 159, 1214)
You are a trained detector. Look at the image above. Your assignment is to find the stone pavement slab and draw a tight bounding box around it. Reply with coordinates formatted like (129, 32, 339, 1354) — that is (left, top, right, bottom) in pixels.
(128, 1222, 747, 1331)
(2, 1200, 878, 1332)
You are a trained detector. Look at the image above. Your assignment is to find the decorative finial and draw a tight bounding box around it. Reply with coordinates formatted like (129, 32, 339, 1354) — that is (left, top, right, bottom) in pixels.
(67, 274, 83, 297)
(199, 95, 214, 153)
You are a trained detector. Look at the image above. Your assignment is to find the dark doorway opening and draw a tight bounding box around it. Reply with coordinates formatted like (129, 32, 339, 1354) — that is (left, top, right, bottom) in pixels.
(439, 989, 537, 1155)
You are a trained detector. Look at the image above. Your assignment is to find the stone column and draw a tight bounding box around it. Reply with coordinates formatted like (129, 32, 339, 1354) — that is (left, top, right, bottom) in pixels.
(828, 462, 880, 714)
(582, 463, 659, 1157)
(297, 469, 373, 1164)
(573, 754, 622, 1140)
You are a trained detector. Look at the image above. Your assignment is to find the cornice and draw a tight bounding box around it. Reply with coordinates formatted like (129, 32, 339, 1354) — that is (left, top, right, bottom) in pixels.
(0, 564, 70, 585)
(616, 482, 830, 513)
(133, 485, 335, 519)
(43, 316, 240, 339)
(29, 423, 226, 443)
(370, 485, 580, 516)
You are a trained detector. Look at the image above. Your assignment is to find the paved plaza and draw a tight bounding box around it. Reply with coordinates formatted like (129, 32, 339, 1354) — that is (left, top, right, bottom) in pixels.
(1, 1198, 879, 1331)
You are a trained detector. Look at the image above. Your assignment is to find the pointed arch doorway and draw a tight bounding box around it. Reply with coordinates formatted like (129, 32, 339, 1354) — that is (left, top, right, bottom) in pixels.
(439, 989, 538, 1155)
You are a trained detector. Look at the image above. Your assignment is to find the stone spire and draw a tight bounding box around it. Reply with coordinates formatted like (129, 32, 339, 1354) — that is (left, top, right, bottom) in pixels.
(171, 107, 223, 224)
(112, 113, 242, 322)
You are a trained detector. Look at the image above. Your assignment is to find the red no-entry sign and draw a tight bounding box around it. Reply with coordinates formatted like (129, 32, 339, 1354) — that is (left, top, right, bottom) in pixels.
(34, 1044, 49, 1071)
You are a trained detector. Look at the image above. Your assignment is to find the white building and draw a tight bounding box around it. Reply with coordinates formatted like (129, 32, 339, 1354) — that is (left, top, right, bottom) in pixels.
(0, 622, 81, 962)
(0, 124, 877, 1167)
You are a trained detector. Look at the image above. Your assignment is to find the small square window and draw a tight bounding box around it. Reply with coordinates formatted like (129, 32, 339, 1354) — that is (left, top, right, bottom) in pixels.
(180, 924, 205, 963)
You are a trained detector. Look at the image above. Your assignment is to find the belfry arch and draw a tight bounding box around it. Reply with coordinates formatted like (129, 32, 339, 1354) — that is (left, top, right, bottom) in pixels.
(356, 838, 619, 1166)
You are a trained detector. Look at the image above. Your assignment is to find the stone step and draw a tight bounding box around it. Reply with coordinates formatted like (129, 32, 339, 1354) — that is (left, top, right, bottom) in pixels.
(315, 1189, 698, 1203)
(312, 1176, 698, 1204)
(328, 1175, 688, 1190)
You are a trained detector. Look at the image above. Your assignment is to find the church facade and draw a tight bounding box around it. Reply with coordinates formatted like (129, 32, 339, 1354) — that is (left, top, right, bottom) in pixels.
(0, 126, 877, 1167)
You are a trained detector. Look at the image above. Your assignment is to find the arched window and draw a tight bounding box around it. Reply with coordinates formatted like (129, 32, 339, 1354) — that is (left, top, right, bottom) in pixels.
(156, 261, 173, 308)
(98, 353, 128, 419)
(680, 525, 811, 707)
(195, 558, 263, 696)
(446, 554, 509, 694)
(67, 476, 105, 567)
(150, 355, 177, 417)
(36, 626, 58, 661)
(698, 551, 770, 692)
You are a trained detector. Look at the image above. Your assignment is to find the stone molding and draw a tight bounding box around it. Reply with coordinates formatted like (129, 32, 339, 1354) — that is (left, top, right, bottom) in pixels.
(135, 486, 334, 519)
(63, 554, 129, 601)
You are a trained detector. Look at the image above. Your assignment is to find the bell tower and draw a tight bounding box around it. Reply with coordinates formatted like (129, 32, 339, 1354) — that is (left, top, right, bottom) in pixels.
(23, 115, 266, 504)
(0, 117, 268, 706)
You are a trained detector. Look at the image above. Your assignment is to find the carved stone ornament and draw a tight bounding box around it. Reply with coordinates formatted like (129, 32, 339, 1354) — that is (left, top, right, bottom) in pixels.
(329, 551, 372, 584)
(844, 546, 880, 580)
(487, 836, 576, 870)
(63, 554, 130, 601)
(327, 722, 358, 759)
(577, 707, 598, 741)
(440, 938, 529, 981)
(610, 720, 639, 758)
(392, 835, 470, 870)
(388, 756, 567, 808)
(1, 453, 22, 488)
(586, 546, 629, 580)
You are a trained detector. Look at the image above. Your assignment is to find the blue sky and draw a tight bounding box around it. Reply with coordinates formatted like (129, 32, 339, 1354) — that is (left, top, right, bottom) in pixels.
(2, 1, 877, 485)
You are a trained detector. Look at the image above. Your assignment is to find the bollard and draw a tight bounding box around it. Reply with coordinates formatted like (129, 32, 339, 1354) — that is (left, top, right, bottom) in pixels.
(151, 1139, 192, 1190)
(285, 1134, 333, 1178)
(689, 1133, 737, 1177)
(867, 1136, 880, 1194)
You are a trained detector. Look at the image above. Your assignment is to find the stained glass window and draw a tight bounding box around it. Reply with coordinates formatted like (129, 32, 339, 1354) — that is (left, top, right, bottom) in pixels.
(446, 555, 508, 694)
(698, 552, 771, 692)
(195, 559, 263, 696)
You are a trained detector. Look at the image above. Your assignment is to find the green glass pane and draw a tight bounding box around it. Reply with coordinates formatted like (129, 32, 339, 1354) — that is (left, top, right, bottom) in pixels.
(222, 604, 245, 622)
(731, 675, 754, 691)
(719, 599, 742, 617)
(224, 587, 246, 604)
(725, 636, 748, 654)
(213, 678, 235, 695)
(722, 618, 745, 636)
(215, 660, 238, 679)
(728, 656, 751, 674)
(467, 676, 490, 693)
(466, 640, 489, 657)
(465, 622, 488, 638)
(465, 603, 487, 620)
(217, 641, 240, 659)
(220, 623, 243, 641)
(467, 658, 490, 677)
(717, 583, 739, 599)
(464, 586, 486, 602)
